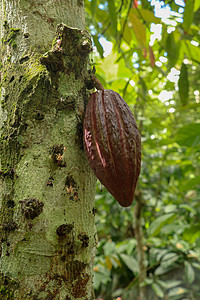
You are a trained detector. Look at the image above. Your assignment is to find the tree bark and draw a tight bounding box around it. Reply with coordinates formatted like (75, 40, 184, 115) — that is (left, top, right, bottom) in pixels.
(0, 1, 97, 299)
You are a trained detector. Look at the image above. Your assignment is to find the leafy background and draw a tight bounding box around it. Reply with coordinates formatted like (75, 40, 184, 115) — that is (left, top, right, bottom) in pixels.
(85, 0, 200, 299)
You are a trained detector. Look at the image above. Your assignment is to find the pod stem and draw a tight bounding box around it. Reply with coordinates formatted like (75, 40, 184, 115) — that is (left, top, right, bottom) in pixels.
(91, 74, 104, 91)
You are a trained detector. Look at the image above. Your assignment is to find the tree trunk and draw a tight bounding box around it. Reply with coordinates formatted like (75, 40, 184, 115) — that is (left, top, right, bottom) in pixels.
(0, 1, 97, 299)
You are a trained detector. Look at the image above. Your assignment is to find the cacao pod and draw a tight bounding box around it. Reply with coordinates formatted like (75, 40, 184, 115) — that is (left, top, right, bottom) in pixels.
(83, 89, 141, 207)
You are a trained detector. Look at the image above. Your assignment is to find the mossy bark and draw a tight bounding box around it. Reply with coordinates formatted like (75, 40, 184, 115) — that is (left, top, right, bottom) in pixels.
(0, 1, 97, 299)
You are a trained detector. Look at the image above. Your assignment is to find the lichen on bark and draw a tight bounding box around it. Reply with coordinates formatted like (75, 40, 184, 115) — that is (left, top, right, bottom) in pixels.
(0, 2, 97, 298)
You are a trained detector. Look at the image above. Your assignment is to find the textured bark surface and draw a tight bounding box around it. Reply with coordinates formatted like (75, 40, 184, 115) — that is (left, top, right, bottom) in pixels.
(83, 90, 141, 207)
(0, 1, 96, 299)
(2, 0, 85, 53)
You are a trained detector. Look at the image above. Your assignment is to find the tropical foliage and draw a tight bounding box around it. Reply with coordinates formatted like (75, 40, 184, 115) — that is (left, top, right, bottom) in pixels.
(85, 0, 200, 299)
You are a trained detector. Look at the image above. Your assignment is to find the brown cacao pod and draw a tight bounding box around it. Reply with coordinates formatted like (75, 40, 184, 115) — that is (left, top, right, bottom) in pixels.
(83, 89, 141, 207)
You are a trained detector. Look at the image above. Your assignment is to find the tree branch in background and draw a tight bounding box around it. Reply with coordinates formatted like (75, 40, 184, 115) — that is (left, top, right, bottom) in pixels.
(133, 189, 147, 299)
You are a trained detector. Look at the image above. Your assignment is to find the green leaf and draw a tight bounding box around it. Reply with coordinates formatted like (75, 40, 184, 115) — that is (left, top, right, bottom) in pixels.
(162, 252, 179, 266)
(159, 280, 183, 289)
(161, 224, 183, 235)
(183, 0, 194, 32)
(120, 253, 139, 273)
(178, 63, 189, 106)
(111, 255, 122, 268)
(108, 0, 118, 33)
(180, 175, 200, 191)
(112, 289, 123, 298)
(123, 23, 134, 45)
(103, 241, 116, 256)
(105, 256, 112, 270)
(137, 8, 160, 24)
(129, 9, 146, 48)
(93, 269, 111, 290)
(155, 265, 174, 276)
(183, 225, 200, 243)
(166, 33, 179, 67)
(92, 35, 104, 58)
(148, 213, 176, 237)
(168, 287, 188, 297)
(196, 237, 200, 248)
(183, 40, 200, 63)
(193, 262, 200, 269)
(179, 204, 196, 213)
(155, 265, 175, 276)
(194, 0, 200, 11)
(95, 50, 118, 81)
(156, 249, 170, 261)
(175, 123, 200, 147)
(185, 261, 195, 284)
(116, 239, 137, 254)
(139, 77, 148, 96)
(152, 283, 164, 298)
(91, 0, 97, 18)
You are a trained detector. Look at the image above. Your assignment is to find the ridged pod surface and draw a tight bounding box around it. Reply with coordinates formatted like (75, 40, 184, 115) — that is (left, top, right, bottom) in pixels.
(83, 89, 141, 207)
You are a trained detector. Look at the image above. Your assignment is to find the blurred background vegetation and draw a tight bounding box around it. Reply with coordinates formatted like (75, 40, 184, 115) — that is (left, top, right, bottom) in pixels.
(85, 0, 200, 299)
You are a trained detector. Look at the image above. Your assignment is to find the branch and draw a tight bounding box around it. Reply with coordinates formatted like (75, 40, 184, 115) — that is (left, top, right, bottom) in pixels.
(133, 190, 147, 299)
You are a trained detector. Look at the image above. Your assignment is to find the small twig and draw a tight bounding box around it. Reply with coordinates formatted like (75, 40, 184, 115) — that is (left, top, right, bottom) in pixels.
(123, 77, 131, 98)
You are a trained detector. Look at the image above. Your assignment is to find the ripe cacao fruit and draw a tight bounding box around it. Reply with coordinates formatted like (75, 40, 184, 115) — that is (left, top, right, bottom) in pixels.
(83, 89, 141, 207)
